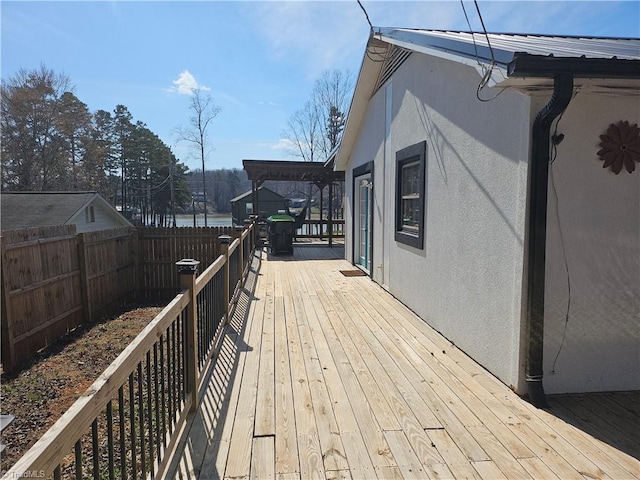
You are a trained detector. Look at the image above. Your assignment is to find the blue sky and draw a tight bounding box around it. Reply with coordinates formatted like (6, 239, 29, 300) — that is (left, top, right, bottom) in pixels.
(2, 1, 639, 172)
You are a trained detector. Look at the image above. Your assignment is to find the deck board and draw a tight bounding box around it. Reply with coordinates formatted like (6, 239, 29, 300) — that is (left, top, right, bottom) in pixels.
(255, 263, 276, 438)
(251, 436, 275, 480)
(274, 294, 299, 476)
(223, 256, 266, 480)
(283, 276, 325, 479)
(166, 242, 640, 480)
(296, 294, 349, 472)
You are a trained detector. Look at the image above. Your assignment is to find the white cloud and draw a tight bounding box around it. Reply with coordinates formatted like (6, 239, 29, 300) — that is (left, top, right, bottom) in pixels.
(240, 1, 469, 79)
(168, 70, 210, 95)
(215, 92, 243, 107)
(242, 0, 625, 81)
(241, 2, 367, 78)
(472, 1, 613, 37)
(271, 138, 297, 151)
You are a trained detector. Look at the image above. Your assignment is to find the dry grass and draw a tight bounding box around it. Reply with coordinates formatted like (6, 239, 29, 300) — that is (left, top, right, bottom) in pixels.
(0, 304, 162, 472)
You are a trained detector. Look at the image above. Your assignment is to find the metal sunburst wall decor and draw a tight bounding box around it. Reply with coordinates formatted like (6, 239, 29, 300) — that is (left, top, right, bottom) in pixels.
(597, 120, 640, 174)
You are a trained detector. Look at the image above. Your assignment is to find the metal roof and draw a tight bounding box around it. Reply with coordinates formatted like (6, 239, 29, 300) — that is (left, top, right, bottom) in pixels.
(375, 28, 640, 78)
(376, 28, 640, 64)
(229, 186, 283, 203)
(335, 29, 639, 171)
(242, 160, 344, 186)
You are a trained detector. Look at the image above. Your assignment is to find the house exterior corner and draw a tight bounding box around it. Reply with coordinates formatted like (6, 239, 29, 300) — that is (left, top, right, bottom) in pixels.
(540, 89, 640, 394)
(343, 52, 531, 392)
(338, 31, 640, 397)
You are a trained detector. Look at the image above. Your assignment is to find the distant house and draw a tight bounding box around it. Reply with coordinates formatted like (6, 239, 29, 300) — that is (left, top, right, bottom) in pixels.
(1, 191, 133, 233)
(230, 186, 288, 225)
(335, 29, 639, 402)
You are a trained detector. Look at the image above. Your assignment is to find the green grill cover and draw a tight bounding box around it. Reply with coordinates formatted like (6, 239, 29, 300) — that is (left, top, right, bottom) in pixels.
(267, 214, 294, 223)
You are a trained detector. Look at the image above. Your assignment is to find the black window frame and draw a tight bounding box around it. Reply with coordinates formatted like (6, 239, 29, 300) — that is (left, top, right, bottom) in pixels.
(395, 141, 426, 249)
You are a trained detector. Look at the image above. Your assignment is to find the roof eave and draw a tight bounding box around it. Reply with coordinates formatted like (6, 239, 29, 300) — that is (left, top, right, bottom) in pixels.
(375, 27, 513, 69)
(67, 192, 133, 227)
(508, 54, 640, 78)
(242, 159, 344, 184)
(230, 186, 279, 203)
(59, 192, 96, 225)
(335, 36, 389, 170)
(336, 29, 640, 171)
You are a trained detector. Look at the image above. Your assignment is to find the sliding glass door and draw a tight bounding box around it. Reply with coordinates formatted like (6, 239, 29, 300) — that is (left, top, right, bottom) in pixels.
(355, 174, 372, 272)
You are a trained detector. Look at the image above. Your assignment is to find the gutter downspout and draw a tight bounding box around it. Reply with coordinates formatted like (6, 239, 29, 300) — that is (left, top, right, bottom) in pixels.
(525, 72, 573, 408)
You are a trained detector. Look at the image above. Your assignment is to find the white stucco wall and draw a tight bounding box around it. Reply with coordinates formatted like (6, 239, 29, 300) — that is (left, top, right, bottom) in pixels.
(346, 53, 532, 390)
(343, 88, 387, 268)
(542, 89, 640, 394)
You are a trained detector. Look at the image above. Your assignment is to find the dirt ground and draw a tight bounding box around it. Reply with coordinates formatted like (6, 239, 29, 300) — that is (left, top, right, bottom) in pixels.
(0, 304, 162, 472)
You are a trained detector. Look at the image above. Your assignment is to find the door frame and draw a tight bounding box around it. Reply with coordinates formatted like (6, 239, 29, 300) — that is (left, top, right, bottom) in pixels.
(352, 161, 374, 276)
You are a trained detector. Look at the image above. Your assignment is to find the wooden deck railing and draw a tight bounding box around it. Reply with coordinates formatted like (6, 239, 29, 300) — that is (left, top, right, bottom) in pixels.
(296, 218, 345, 238)
(2, 223, 256, 480)
(255, 218, 345, 243)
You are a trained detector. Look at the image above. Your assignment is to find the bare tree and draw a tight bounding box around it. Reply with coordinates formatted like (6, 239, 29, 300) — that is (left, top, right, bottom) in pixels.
(283, 100, 322, 162)
(175, 88, 220, 226)
(281, 69, 352, 220)
(281, 69, 353, 163)
(314, 69, 352, 157)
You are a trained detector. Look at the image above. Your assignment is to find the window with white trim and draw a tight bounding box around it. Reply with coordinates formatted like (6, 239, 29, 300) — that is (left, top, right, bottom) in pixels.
(85, 205, 95, 223)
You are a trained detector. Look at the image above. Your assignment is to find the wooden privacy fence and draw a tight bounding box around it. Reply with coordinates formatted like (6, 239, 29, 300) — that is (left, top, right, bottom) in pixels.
(1, 224, 248, 372)
(2, 226, 84, 372)
(2, 226, 256, 480)
(136, 226, 238, 300)
(79, 227, 137, 324)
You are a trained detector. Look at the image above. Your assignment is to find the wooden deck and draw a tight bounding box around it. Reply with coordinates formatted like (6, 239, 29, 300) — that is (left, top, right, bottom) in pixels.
(167, 243, 639, 480)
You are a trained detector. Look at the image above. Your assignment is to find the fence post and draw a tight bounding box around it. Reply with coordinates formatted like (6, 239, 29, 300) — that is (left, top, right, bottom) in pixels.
(1, 236, 16, 372)
(219, 235, 231, 325)
(131, 227, 140, 300)
(176, 258, 200, 412)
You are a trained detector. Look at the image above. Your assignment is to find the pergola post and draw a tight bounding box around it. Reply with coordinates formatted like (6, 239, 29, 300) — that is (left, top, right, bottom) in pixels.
(328, 182, 333, 246)
(251, 180, 258, 220)
(241, 159, 344, 247)
(318, 182, 324, 240)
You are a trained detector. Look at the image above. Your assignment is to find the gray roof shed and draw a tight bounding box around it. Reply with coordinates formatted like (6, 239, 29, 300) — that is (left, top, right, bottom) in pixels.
(1, 191, 132, 232)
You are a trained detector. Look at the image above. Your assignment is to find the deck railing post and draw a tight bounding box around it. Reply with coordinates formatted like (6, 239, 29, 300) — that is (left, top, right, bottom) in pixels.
(244, 219, 253, 258)
(176, 258, 200, 412)
(219, 235, 231, 324)
(249, 215, 258, 250)
(235, 226, 244, 283)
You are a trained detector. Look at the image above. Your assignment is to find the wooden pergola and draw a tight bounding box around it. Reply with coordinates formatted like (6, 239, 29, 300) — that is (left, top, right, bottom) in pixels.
(242, 159, 345, 245)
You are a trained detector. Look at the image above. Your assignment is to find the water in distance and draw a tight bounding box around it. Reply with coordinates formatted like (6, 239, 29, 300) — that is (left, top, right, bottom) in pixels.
(173, 214, 232, 227)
